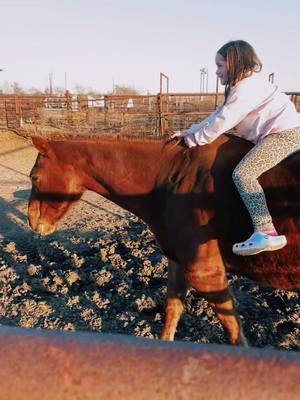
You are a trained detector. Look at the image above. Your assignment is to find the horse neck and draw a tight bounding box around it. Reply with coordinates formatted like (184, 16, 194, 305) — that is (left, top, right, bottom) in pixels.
(87, 138, 163, 191)
(75, 137, 165, 219)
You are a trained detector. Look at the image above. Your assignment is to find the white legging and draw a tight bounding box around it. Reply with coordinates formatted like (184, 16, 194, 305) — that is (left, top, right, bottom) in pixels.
(232, 127, 300, 231)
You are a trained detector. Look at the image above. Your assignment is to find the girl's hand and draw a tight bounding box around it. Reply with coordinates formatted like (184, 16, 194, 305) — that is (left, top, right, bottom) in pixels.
(167, 130, 198, 148)
(169, 130, 184, 139)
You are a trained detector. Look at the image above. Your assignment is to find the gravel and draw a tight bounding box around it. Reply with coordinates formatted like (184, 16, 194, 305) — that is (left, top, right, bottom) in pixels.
(0, 130, 299, 350)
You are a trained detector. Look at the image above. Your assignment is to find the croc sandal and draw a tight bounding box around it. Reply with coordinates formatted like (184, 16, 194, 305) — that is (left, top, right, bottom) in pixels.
(232, 232, 287, 256)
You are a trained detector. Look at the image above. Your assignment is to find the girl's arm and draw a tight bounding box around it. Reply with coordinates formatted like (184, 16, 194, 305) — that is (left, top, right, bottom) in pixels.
(183, 108, 220, 136)
(183, 83, 261, 147)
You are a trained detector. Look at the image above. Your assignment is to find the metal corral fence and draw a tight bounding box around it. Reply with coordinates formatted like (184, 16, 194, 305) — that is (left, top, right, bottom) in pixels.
(0, 92, 222, 136)
(0, 91, 299, 137)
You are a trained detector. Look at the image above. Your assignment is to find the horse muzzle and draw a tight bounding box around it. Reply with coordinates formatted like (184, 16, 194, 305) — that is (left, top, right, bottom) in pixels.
(28, 199, 57, 236)
(35, 222, 56, 236)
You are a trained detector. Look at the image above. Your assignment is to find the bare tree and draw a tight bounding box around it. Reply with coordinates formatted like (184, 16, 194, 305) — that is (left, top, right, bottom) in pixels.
(11, 82, 25, 94)
(108, 84, 140, 96)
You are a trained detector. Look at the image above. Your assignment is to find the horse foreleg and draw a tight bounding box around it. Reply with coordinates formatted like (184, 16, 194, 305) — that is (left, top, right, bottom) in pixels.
(161, 258, 188, 341)
(187, 240, 247, 346)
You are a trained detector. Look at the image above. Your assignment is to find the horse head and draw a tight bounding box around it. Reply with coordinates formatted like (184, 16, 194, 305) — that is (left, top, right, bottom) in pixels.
(28, 136, 85, 236)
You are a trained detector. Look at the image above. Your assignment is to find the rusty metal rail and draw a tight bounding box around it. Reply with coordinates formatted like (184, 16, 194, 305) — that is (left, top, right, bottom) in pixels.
(0, 325, 299, 400)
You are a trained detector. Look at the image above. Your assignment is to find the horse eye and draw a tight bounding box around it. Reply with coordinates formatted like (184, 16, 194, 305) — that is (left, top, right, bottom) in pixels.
(31, 175, 39, 183)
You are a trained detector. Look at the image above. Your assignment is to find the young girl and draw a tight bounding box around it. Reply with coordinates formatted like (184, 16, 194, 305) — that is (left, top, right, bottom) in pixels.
(174, 40, 300, 256)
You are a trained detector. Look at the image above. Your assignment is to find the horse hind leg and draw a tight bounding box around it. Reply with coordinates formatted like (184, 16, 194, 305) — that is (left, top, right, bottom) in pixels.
(187, 240, 248, 346)
(202, 286, 247, 346)
(161, 258, 188, 341)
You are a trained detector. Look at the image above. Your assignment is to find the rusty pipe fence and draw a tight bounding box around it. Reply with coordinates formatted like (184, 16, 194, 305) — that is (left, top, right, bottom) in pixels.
(0, 91, 299, 138)
(0, 92, 222, 137)
(0, 325, 300, 400)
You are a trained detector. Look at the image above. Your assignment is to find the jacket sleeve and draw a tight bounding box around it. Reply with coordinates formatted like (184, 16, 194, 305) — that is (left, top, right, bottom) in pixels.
(183, 109, 219, 136)
(184, 84, 261, 147)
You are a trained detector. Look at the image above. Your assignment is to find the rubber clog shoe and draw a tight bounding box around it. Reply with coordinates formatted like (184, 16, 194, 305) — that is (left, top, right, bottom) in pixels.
(232, 231, 287, 256)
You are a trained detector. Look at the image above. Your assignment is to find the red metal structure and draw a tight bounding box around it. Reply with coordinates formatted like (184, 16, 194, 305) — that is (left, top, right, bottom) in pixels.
(0, 326, 299, 400)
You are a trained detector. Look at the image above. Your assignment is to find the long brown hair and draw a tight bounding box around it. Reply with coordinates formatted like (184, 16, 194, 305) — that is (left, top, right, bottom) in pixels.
(217, 40, 262, 101)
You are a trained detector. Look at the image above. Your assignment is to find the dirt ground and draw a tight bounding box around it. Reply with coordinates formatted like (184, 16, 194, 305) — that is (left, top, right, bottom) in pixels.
(0, 130, 299, 350)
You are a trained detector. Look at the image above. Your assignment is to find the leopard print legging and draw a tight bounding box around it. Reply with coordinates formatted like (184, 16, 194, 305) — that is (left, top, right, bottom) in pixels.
(232, 127, 300, 232)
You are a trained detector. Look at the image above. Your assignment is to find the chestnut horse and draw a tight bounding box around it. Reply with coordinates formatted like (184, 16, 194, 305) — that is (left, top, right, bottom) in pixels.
(28, 134, 300, 345)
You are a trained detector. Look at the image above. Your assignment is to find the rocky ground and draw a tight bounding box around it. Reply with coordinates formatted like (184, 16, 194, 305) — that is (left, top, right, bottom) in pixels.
(0, 130, 299, 350)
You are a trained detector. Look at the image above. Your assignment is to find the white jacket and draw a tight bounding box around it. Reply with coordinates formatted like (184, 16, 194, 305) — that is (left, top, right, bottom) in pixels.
(184, 73, 300, 147)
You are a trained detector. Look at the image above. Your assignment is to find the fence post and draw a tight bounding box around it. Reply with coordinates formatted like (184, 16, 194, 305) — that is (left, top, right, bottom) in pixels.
(157, 93, 163, 136)
(104, 95, 108, 129)
(159, 73, 169, 136)
(65, 90, 72, 127)
(4, 99, 8, 129)
(14, 95, 21, 129)
(19, 96, 22, 128)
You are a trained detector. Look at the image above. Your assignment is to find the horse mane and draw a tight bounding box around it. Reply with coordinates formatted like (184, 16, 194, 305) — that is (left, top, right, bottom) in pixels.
(31, 131, 170, 143)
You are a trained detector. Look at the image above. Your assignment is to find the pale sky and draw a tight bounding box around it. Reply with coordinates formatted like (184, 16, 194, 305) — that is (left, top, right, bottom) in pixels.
(1, 0, 299, 94)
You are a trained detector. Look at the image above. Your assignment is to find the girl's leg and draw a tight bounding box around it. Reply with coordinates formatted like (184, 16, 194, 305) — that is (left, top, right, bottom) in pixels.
(232, 127, 300, 255)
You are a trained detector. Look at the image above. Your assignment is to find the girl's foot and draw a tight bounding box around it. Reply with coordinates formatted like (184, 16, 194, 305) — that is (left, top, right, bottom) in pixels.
(232, 231, 287, 256)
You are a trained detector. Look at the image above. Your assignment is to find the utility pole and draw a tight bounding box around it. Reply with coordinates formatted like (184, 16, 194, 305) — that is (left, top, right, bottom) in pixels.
(112, 78, 115, 94)
(200, 67, 208, 101)
(206, 68, 209, 93)
(65, 72, 68, 92)
(49, 72, 53, 96)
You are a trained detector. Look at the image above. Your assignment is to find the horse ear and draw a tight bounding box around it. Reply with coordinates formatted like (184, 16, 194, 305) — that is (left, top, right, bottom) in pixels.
(31, 136, 53, 157)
